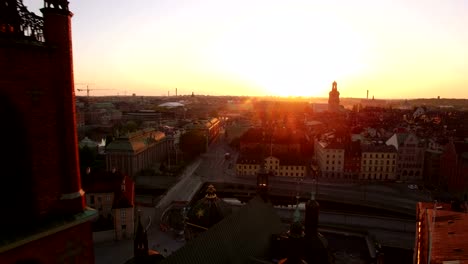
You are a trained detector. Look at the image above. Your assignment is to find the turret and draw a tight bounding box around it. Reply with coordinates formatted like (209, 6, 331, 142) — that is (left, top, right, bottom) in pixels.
(41, 1, 85, 214)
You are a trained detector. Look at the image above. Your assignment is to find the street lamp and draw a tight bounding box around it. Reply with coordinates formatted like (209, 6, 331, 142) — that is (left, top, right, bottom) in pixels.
(311, 164, 319, 199)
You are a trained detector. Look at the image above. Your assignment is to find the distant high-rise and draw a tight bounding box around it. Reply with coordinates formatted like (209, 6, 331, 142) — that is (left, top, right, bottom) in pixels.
(328, 81, 340, 112)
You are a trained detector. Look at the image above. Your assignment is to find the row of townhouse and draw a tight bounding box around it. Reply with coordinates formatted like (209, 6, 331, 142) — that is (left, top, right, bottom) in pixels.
(315, 133, 425, 181)
(236, 153, 308, 178)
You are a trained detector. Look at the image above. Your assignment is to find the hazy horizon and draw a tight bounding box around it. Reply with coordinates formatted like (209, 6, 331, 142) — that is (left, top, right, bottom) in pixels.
(25, 0, 468, 99)
(78, 94, 468, 102)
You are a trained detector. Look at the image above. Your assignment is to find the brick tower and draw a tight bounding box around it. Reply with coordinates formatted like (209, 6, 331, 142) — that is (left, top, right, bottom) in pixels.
(328, 81, 340, 112)
(0, 1, 96, 263)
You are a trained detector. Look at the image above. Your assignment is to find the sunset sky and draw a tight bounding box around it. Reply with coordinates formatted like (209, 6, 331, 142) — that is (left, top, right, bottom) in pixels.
(25, 0, 468, 98)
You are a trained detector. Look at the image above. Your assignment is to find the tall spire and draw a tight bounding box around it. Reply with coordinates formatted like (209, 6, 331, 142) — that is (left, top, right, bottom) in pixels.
(134, 212, 149, 258)
(305, 191, 320, 239)
(282, 203, 306, 264)
(328, 80, 340, 112)
(257, 131, 270, 200)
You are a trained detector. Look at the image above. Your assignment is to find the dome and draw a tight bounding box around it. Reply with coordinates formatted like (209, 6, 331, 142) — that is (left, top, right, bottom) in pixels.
(186, 185, 232, 231)
(158, 102, 184, 108)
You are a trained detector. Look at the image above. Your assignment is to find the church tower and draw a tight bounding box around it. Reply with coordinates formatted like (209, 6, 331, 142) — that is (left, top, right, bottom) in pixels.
(328, 81, 340, 112)
(0, 1, 96, 263)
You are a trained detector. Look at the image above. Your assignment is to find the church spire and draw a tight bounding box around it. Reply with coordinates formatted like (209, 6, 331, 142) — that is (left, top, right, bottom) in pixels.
(305, 192, 320, 239)
(328, 80, 340, 112)
(134, 212, 149, 258)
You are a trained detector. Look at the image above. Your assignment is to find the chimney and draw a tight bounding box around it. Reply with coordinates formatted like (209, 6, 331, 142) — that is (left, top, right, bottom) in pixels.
(367, 90, 369, 100)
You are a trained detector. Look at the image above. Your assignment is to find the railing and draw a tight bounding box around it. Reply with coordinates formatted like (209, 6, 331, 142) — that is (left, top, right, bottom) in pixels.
(1, 0, 44, 42)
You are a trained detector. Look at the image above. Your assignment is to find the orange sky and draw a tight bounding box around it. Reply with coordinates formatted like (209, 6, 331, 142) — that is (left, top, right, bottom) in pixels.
(25, 0, 468, 98)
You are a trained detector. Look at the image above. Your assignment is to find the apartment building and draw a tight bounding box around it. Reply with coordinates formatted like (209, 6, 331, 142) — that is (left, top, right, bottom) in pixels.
(314, 139, 345, 179)
(386, 133, 425, 181)
(236, 154, 307, 178)
(360, 144, 397, 181)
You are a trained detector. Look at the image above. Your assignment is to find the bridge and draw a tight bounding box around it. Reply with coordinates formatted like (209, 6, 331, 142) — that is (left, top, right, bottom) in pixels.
(143, 145, 422, 251)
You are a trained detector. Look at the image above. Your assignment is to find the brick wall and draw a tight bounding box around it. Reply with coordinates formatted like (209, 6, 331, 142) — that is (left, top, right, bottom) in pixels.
(0, 222, 95, 264)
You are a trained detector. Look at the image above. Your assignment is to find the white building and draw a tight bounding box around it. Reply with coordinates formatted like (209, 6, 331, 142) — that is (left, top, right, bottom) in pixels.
(314, 139, 345, 179)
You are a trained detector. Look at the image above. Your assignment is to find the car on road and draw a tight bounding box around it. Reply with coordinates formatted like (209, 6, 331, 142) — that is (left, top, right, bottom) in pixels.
(225, 152, 231, 159)
(407, 184, 418, 190)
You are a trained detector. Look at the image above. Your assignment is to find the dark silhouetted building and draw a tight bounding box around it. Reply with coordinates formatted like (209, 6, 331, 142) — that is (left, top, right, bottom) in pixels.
(0, 1, 96, 263)
(184, 185, 232, 240)
(328, 81, 340, 112)
(440, 140, 468, 195)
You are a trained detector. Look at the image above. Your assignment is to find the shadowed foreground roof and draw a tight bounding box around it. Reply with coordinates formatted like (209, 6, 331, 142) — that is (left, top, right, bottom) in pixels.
(162, 196, 283, 264)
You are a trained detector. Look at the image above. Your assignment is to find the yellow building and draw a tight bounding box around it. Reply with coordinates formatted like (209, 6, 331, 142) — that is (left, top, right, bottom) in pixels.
(236, 154, 307, 178)
(360, 144, 397, 181)
(83, 171, 135, 240)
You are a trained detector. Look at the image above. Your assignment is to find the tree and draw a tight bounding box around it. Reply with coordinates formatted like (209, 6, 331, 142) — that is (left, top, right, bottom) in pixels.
(179, 130, 206, 159)
(124, 120, 138, 133)
(79, 146, 96, 168)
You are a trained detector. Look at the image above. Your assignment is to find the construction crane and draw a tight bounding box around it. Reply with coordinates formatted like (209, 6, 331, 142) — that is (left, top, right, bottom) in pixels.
(75, 83, 115, 97)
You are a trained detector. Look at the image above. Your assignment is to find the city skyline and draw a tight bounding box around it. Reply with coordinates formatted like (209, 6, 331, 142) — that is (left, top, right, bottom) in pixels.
(25, 0, 468, 98)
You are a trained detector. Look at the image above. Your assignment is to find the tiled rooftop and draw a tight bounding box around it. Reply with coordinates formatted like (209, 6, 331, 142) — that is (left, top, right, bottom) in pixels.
(416, 202, 468, 264)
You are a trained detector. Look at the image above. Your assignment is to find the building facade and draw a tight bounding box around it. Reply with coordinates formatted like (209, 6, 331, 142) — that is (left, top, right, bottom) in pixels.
(314, 139, 345, 179)
(343, 140, 361, 180)
(184, 117, 221, 144)
(239, 127, 306, 155)
(386, 133, 425, 181)
(236, 154, 307, 178)
(440, 140, 468, 195)
(106, 128, 168, 177)
(360, 144, 397, 181)
(83, 171, 135, 240)
(423, 138, 446, 188)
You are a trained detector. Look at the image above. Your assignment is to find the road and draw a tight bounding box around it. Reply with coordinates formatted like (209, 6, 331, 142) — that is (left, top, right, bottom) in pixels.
(204, 134, 430, 217)
(167, 129, 431, 216)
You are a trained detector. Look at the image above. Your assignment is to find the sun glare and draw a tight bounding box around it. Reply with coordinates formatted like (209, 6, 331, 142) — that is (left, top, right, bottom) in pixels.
(204, 7, 370, 97)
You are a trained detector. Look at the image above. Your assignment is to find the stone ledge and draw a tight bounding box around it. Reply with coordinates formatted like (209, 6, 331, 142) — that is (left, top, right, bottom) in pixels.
(0, 207, 97, 254)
